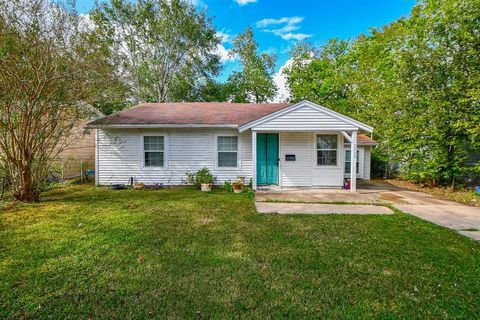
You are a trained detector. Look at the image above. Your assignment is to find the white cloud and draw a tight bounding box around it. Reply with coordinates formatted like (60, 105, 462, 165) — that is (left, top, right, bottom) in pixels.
(215, 44, 236, 62)
(234, 0, 257, 6)
(256, 16, 303, 28)
(214, 31, 236, 62)
(216, 31, 231, 44)
(271, 59, 293, 102)
(279, 33, 312, 41)
(256, 16, 313, 41)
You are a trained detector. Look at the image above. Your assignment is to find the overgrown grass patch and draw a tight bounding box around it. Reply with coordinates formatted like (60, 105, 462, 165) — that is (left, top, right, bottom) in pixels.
(387, 179, 480, 207)
(1, 185, 479, 318)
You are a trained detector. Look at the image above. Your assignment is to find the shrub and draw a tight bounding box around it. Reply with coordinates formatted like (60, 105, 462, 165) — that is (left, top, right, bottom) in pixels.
(185, 167, 216, 187)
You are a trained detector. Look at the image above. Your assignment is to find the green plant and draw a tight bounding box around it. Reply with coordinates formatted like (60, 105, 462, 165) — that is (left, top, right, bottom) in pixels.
(244, 188, 254, 198)
(185, 167, 215, 187)
(224, 181, 233, 192)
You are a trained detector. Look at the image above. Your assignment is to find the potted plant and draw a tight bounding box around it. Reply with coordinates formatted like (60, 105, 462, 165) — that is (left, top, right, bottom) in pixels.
(232, 178, 244, 193)
(187, 167, 215, 192)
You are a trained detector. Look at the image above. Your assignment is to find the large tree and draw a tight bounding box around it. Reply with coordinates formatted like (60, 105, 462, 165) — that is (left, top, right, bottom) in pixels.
(0, 0, 102, 201)
(226, 28, 277, 103)
(284, 0, 480, 186)
(286, 40, 351, 114)
(90, 0, 221, 103)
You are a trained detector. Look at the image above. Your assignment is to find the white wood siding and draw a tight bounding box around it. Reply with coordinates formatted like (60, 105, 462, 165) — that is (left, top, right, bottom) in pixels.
(97, 129, 252, 185)
(280, 132, 313, 187)
(363, 146, 372, 180)
(279, 132, 345, 187)
(253, 106, 358, 131)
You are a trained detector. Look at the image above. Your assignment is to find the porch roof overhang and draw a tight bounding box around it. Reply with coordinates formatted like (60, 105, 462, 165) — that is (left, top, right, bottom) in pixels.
(239, 100, 373, 133)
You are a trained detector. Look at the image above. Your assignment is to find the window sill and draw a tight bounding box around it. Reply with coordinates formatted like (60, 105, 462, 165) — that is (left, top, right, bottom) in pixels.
(314, 165, 341, 169)
(142, 166, 168, 170)
(215, 166, 241, 171)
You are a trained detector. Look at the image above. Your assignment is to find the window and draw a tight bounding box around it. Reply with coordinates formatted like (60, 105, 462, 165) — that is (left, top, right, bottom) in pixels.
(218, 136, 238, 167)
(143, 136, 164, 167)
(317, 135, 337, 166)
(345, 149, 360, 174)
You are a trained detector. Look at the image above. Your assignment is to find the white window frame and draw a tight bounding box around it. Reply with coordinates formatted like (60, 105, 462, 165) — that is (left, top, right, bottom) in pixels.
(344, 145, 364, 178)
(141, 134, 168, 169)
(315, 133, 340, 168)
(215, 134, 241, 170)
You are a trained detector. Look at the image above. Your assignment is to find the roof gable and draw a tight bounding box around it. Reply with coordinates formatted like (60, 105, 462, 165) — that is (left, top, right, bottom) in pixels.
(239, 101, 373, 133)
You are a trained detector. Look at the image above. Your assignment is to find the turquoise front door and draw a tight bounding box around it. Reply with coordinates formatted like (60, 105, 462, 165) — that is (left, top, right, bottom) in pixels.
(257, 133, 279, 185)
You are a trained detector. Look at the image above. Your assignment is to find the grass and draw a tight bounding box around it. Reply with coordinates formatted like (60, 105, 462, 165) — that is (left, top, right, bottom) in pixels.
(386, 179, 480, 207)
(1, 185, 480, 319)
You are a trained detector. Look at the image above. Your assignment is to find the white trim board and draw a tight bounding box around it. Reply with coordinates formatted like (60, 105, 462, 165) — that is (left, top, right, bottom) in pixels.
(141, 134, 169, 170)
(88, 124, 238, 129)
(214, 133, 242, 170)
(239, 100, 373, 133)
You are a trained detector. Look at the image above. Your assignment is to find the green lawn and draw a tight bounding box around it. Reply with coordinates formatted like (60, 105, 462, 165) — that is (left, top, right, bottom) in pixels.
(1, 185, 479, 319)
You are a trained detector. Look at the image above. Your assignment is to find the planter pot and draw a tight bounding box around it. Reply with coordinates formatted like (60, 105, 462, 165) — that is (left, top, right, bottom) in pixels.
(201, 183, 213, 192)
(232, 183, 243, 193)
(133, 183, 145, 190)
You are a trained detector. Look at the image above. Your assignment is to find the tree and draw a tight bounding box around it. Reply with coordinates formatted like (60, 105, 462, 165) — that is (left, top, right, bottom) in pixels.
(78, 18, 131, 115)
(284, 0, 480, 186)
(90, 0, 221, 103)
(226, 28, 277, 103)
(0, 0, 101, 201)
(285, 39, 351, 113)
(170, 78, 230, 102)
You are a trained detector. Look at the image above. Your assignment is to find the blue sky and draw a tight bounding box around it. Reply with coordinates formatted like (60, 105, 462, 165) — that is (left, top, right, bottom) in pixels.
(76, 0, 416, 89)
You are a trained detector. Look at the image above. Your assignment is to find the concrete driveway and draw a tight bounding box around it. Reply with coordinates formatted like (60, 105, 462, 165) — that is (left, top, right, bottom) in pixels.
(256, 181, 480, 241)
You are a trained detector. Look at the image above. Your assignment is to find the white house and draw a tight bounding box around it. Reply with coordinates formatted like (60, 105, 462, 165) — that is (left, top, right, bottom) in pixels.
(88, 100, 378, 192)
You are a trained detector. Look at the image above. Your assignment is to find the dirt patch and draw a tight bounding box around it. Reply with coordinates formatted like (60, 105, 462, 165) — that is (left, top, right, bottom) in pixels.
(379, 192, 409, 204)
(386, 179, 480, 207)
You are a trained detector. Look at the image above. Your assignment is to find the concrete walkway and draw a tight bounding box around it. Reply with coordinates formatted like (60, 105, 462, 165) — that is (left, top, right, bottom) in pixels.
(255, 202, 393, 215)
(256, 181, 480, 241)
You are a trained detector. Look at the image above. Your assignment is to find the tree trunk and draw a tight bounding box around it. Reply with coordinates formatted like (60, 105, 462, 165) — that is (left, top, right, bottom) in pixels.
(13, 165, 39, 202)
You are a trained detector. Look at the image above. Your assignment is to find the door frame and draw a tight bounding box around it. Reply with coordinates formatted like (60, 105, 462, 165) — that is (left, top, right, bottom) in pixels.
(256, 132, 280, 186)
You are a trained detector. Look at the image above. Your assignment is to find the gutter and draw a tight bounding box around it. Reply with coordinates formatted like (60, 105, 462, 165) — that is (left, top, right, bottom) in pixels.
(86, 124, 239, 130)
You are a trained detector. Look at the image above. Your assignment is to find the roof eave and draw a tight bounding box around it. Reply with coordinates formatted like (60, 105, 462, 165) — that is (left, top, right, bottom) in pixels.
(239, 100, 374, 133)
(86, 123, 239, 129)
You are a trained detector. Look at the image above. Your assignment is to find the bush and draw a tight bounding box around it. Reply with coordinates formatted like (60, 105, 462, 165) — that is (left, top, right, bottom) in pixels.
(185, 167, 216, 187)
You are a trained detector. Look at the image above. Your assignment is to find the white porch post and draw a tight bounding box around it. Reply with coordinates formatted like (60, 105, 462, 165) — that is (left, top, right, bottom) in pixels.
(252, 130, 257, 191)
(350, 130, 358, 192)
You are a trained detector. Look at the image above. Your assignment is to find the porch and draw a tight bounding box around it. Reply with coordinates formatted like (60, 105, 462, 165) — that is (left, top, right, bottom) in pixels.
(238, 101, 375, 193)
(250, 130, 362, 192)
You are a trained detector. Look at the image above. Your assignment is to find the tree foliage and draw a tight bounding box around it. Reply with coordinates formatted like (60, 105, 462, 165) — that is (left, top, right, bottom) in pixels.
(0, 0, 102, 201)
(226, 28, 277, 103)
(90, 0, 221, 103)
(285, 0, 480, 186)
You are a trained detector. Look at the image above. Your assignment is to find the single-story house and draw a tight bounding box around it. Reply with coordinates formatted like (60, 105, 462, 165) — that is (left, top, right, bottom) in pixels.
(87, 100, 378, 192)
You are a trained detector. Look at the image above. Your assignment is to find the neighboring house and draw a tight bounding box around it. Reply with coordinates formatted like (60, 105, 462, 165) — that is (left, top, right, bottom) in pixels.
(56, 105, 104, 180)
(88, 100, 377, 192)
